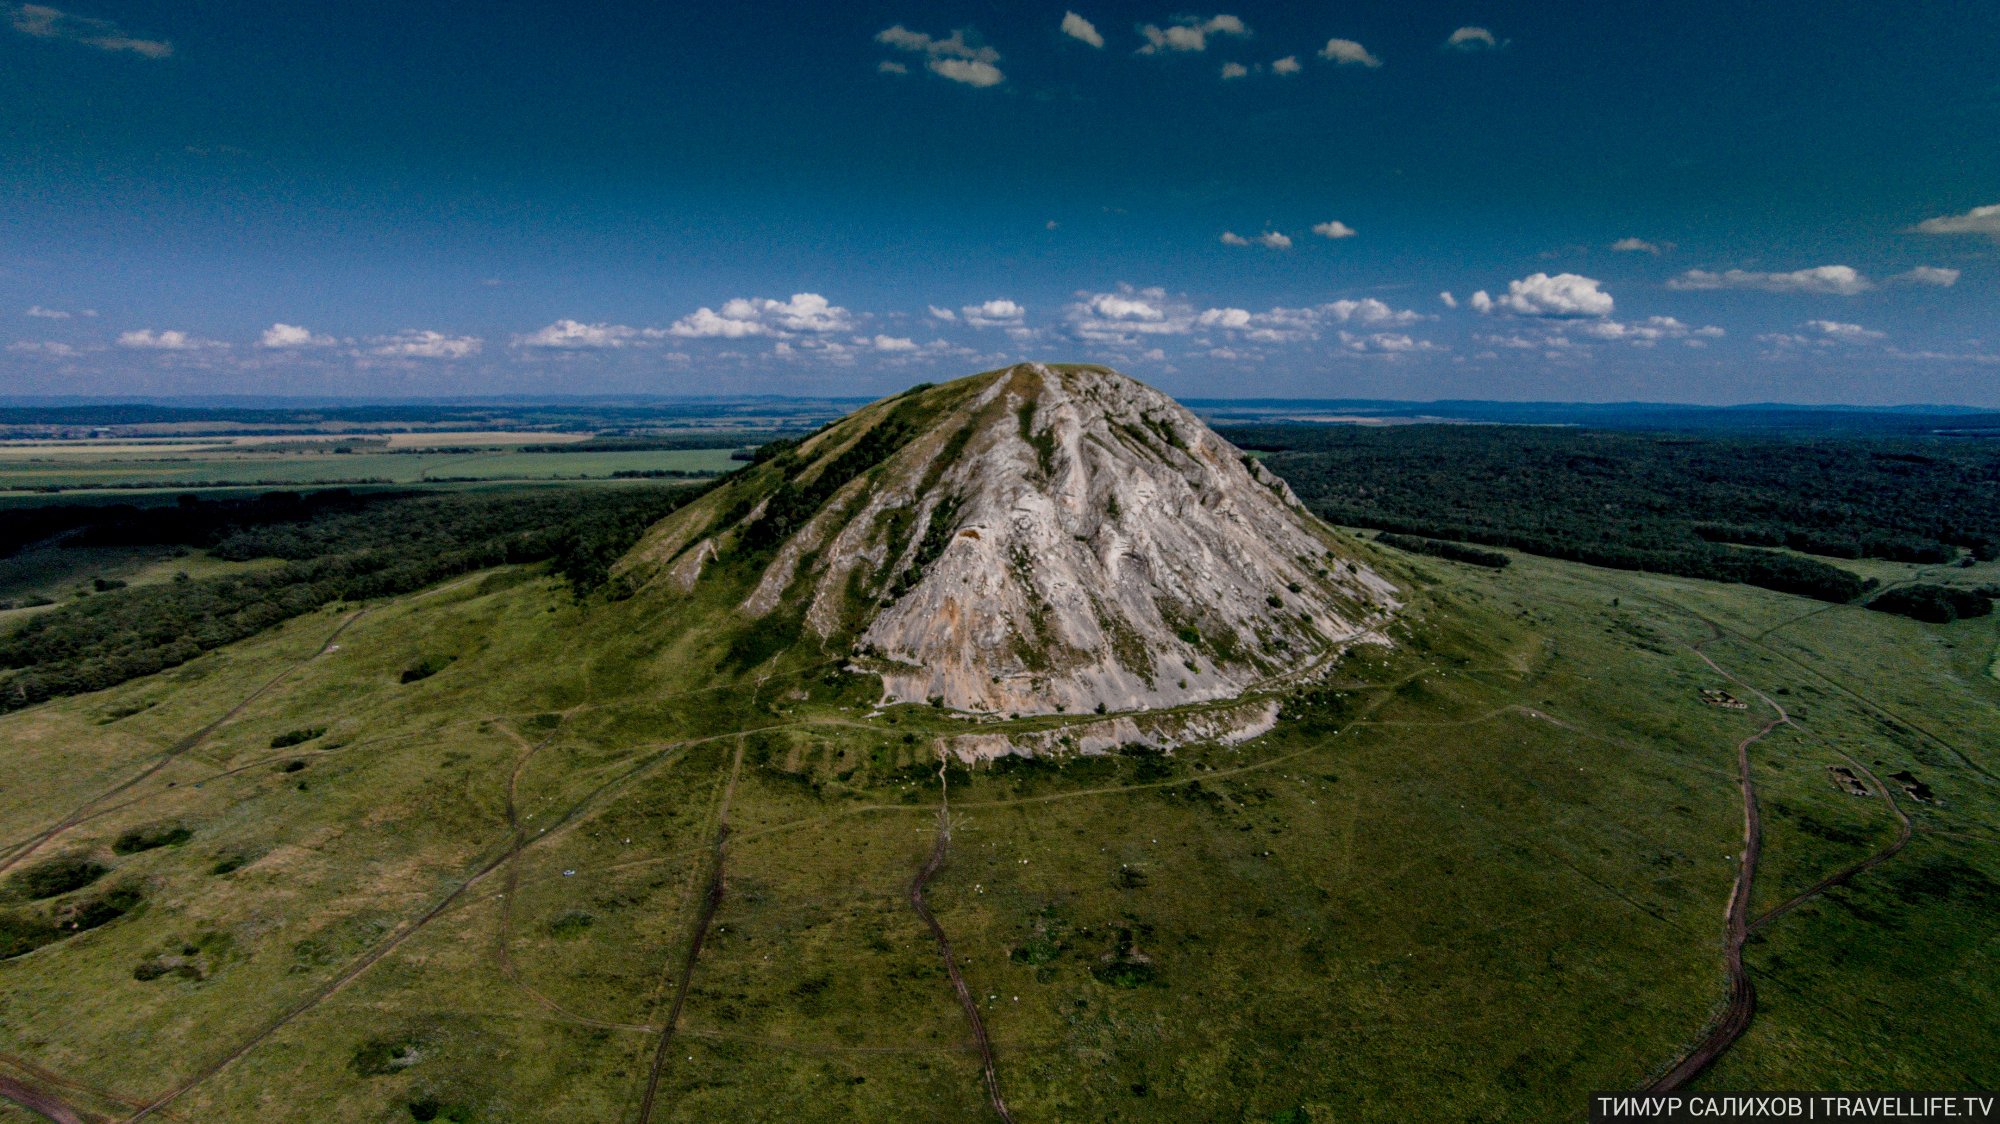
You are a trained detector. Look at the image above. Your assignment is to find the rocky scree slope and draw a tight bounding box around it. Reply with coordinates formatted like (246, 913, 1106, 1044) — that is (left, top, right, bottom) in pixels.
(618, 363, 1398, 717)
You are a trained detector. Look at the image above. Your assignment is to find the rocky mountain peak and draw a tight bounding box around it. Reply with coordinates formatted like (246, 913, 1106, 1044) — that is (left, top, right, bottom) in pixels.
(622, 362, 1398, 717)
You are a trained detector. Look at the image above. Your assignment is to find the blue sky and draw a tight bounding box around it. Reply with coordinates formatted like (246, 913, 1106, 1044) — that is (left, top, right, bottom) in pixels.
(2, 2, 1996, 403)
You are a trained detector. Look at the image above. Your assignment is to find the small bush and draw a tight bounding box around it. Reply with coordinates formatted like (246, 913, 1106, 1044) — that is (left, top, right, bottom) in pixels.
(1091, 960, 1157, 988)
(549, 911, 595, 939)
(400, 657, 449, 684)
(10, 856, 108, 900)
(114, 825, 193, 855)
(352, 1036, 422, 1077)
(64, 886, 143, 932)
(0, 910, 61, 959)
(270, 726, 327, 748)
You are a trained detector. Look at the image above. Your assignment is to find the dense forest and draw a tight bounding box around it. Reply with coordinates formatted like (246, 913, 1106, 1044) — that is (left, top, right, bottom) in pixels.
(0, 485, 702, 713)
(1225, 425, 2000, 604)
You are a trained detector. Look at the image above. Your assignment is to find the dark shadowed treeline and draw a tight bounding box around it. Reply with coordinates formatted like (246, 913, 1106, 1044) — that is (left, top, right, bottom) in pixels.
(1227, 425, 2000, 604)
(0, 485, 702, 712)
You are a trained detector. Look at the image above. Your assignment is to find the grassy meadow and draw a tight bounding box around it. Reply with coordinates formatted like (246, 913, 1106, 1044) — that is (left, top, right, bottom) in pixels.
(0, 529, 1994, 1120)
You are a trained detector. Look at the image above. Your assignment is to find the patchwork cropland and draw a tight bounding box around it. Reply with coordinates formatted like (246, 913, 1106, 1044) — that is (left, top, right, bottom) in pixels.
(0, 375, 1995, 1121)
(1, 529, 1995, 1120)
(0, 439, 743, 495)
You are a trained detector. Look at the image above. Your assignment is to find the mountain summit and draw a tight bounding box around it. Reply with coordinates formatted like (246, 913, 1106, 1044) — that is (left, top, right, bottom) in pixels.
(622, 363, 1398, 717)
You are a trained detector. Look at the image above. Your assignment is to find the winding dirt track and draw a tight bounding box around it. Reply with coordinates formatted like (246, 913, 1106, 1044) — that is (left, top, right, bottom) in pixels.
(1752, 751, 1912, 932)
(909, 757, 1015, 1124)
(1642, 608, 1919, 1090)
(1644, 636, 1781, 1093)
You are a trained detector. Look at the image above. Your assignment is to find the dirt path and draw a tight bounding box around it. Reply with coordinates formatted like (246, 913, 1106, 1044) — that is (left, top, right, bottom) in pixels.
(1644, 630, 1782, 1093)
(0, 1073, 90, 1124)
(909, 753, 1015, 1124)
(0, 609, 366, 876)
(634, 736, 745, 1124)
(119, 728, 718, 1121)
(1751, 750, 1912, 932)
(491, 722, 661, 1037)
(1606, 587, 1939, 1092)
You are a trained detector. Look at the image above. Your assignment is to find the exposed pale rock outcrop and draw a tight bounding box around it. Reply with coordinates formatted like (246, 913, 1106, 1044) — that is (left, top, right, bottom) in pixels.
(623, 362, 1399, 725)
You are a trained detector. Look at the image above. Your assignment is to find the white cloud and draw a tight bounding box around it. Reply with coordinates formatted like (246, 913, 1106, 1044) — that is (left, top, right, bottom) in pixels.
(24, 305, 69, 319)
(11, 4, 171, 58)
(1444, 26, 1500, 50)
(869, 335, 919, 352)
(1067, 286, 1425, 349)
(259, 322, 335, 349)
(928, 305, 957, 321)
(1311, 220, 1356, 240)
(1066, 286, 1197, 344)
(878, 60, 907, 74)
(929, 58, 1004, 87)
(1137, 14, 1248, 54)
(512, 319, 667, 350)
(1059, 11, 1103, 48)
(1324, 299, 1423, 326)
(1220, 61, 1247, 79)
(875, 25, 1005, 87)
(116, 328, 225, 351)
(1892, 266, 1958, 287)
(1271, 55, 1300, 74)
(1610, 237, 1661, 254)
(1438, 291, 1457, 309)
(1221, 230, 1290, 249)
(1339, 331, 1440, 354)
(1668, 265, 1872, 295)
(1910, 203, 2000, 241)
(1472, 272, 1614, 318)
(1317, 38, 1381, 67)
(1195, 298, 1423, 343)
(1806, 319, 1886, 342)
(669, 293, 854, 339)
(1572, 316, 1720, 345)
(370, 330, 481, 359)
(961, 299, 1026, 328)
(7, 340, 81, 357)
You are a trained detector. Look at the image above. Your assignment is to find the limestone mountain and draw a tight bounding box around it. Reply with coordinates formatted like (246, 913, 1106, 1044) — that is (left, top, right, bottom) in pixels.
(619, 363, 1398, 717)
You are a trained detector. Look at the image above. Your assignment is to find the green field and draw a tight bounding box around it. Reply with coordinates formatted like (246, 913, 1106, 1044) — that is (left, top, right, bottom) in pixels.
(0, 523, 1993, 1120)
(0, 448, 742, 492)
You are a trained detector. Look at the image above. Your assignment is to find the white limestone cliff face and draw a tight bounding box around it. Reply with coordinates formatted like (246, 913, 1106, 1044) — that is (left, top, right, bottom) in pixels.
(624, 362, 1400, 722)
(842, 364, 1394, 713)
(937, 698, 1282, 763)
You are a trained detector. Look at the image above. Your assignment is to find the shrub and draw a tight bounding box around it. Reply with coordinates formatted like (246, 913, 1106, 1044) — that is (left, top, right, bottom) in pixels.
(113, 825, 193, 855)
(400, 657, 449, 684)
(10, 856, 108, 900)
(1866, 584, 1995, 624)
(1376, 533, 1510, 569)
